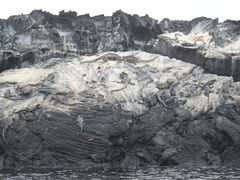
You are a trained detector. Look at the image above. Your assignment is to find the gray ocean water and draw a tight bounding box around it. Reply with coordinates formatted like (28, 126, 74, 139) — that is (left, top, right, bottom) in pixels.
(0, 166, 240, 180)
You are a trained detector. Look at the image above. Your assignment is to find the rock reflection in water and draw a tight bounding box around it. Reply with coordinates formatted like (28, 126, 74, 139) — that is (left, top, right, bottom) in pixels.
(0, 166, 240, 180)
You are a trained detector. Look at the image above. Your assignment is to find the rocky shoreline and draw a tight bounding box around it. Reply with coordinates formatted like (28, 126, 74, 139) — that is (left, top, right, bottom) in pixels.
(0, 10, 240, 171)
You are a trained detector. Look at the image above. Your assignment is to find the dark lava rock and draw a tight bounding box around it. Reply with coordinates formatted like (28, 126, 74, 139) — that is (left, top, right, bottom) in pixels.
(0, 51, 240, 171)
(145, 18, 240, 81)
(0, 10, 162, 73)
(0, 9, 240, 171)
(0, 10, 239, 81)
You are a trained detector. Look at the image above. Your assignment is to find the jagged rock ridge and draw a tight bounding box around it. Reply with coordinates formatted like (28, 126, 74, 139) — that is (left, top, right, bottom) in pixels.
(0, 10, 161, 71)
(0, 10, 240, 80)
(146, 18, 240, 81)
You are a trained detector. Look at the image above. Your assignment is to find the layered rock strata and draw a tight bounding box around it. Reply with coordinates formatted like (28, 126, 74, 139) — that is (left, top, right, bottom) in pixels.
(145, 18, 240, 81)
(0, 51, 240, 170)
(0, 10, 239, 80)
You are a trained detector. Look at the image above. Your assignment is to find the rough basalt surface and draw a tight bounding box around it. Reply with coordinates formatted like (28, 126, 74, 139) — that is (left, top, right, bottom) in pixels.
(0, 10, 240, 171)
(0, 51, 240, 170)
(0, 10, 161, 73)
(0, 10, 239, 80)
(144, 18, 240, 81)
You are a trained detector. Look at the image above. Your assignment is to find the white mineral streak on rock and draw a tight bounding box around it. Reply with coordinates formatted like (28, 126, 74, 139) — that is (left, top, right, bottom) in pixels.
(0, 68, 53, 85)
(76, 115, 85, 133)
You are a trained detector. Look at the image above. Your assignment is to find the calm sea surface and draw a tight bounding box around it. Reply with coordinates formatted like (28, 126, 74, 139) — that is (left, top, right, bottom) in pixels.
(0, 166, 240, 180)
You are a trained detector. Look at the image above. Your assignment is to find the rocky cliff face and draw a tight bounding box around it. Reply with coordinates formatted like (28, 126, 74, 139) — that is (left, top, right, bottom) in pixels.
(0, 10, 240, 171)
(145, 18, 240, 81)
(0, 10, 239, 80)
(0, 10, 161, 72)
(0, 51, 240, 170)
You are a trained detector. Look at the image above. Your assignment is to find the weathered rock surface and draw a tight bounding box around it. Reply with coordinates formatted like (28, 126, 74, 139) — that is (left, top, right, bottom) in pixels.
(0, 51, 240, 170)
(0, 10, 240, 171)
(0, 10, 161, 73)
(145, 18, 240, 81)
(0, 10, 239, 81)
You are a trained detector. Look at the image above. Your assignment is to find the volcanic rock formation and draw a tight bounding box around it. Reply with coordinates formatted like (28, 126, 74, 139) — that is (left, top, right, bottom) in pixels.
(0, 51, 240, 170)
(0, 10, 240, 170)
(145, 18, 240, 81)
(0, 10, 239, 80)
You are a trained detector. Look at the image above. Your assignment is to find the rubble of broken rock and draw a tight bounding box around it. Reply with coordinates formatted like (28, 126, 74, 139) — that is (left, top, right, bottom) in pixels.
(0, 51, 240, 170)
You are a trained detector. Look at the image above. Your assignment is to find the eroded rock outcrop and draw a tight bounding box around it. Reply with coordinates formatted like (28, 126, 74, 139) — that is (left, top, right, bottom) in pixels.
(0, 10, 161, 73)
(145, 18, 240, 81)
(0, 51, 240, 170)
(0, 10, 239, 81)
